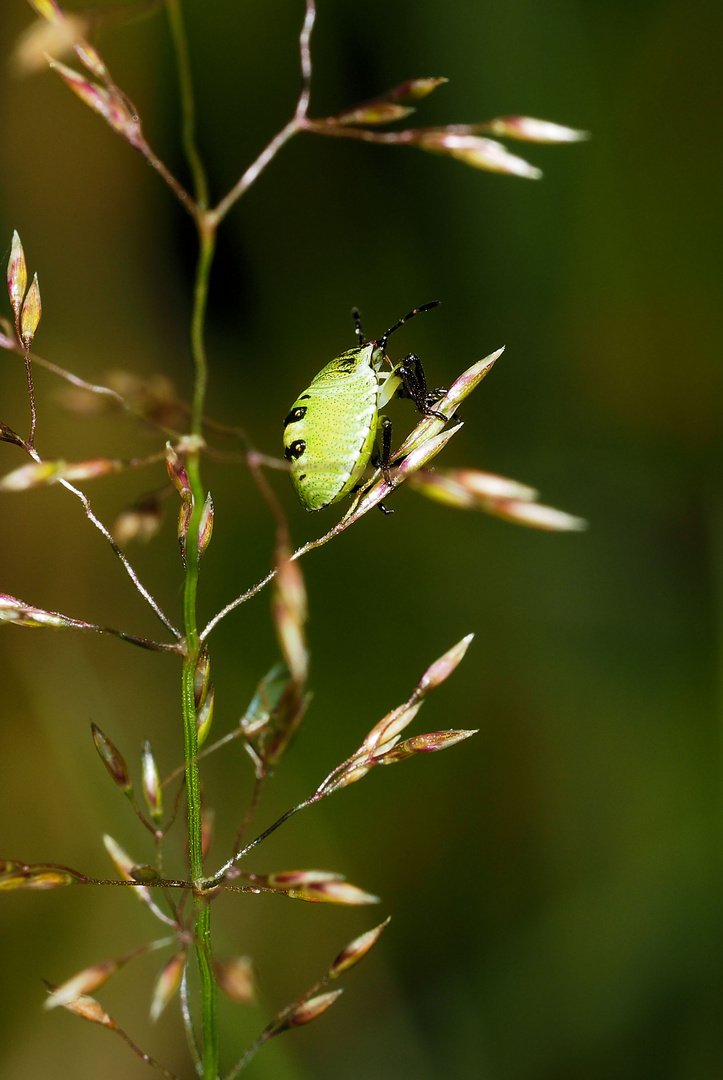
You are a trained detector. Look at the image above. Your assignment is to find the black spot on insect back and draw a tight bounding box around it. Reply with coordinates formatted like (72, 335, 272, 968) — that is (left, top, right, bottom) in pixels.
(283, 406, 307, 428)
(285, 439, 306, 461)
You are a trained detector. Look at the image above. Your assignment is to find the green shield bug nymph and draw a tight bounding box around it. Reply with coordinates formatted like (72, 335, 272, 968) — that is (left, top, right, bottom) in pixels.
(283, 302, 448, 512)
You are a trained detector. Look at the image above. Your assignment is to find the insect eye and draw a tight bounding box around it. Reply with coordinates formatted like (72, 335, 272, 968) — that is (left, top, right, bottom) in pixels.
(285, 439, 306, 461)
(283, 406, 307, 427)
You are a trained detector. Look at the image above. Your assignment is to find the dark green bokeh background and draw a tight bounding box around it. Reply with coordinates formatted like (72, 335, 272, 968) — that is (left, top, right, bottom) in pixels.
(1, 1, 722, 1077)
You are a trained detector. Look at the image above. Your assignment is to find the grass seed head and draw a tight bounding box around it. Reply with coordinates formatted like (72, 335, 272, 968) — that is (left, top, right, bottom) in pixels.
(213, 956, 256, 1005)
(91, 723, 132, 793)
(415, 634, 474, 697)
(43, 983, 113, 1026)
(141, 740, 163, 823)
(149, 951, 186, 1024)
(329, 917, 391, 978)
(198, 492, 214, 559)
(196, 683, 215, 747)
(486, 115, 589, 143)
(7, 231, 27, 320)
(20, 272, 41, 349)
(418, 132, 542, 179)
(276, 989, 343, 1032)
(44, 959, 120, 1011)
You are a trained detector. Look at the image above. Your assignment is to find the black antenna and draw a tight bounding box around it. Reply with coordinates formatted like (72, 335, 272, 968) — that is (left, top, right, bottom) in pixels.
(351, 306, 364, 346)
(378, 300, 440, 354)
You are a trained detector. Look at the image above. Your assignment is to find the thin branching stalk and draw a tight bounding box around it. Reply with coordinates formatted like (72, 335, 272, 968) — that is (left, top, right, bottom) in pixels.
(19, 347, 129, 408)
(165, 0, 210, 212)
(23, 352, 36, 448)
(0, 335, 187, 438)
(208, 120, 300, 229)
(135, 133, 197, 215)
(60, 477, 182, 638)
(6, 430, 181, 638)
(212, 803, 310, 886)
(208, 0, 316, 227)
(200, 568, 278, 643)
(180, 966, 203, 1075)
(198, 499, 390, 642)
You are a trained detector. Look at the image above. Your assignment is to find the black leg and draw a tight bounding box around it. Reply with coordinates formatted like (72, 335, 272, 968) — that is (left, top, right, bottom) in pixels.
(426, 386, 448, 405)
(371, 415, 394, 485)
(371, 415, 395, 514)
(380, 415, 393, 484)
(396, 354, 448, 420)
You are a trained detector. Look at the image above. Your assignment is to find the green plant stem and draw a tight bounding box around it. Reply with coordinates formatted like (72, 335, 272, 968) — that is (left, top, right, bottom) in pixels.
(181, 243, 218, 1077)
(166, 5, 320, 1074)
(165, 0, 210, 211)
(181, 641, 218, 1080)
(168, 1, 218, 1069)
(190, 223, 216, 437)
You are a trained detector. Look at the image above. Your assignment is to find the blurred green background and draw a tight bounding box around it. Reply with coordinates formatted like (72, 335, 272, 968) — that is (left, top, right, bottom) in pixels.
(1, 0, 722, 1077)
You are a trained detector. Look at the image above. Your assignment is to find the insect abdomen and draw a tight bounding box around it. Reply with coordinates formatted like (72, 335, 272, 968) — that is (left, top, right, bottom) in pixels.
(284, 349, 378, 511)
